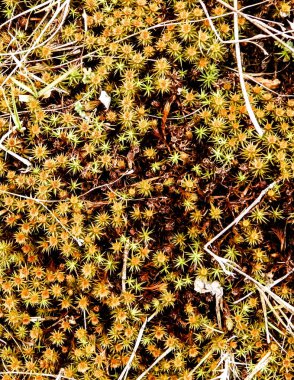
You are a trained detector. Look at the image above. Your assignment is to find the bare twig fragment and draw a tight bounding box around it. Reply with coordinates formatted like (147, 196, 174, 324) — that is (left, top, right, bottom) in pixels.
(118, 312, 157, 380)
(136, 347, 173, 380)
(0, 126, 31, 172)
(233, 0, 264, 136)
(244, 351, 271, 380)
(205, 181, 275, 252)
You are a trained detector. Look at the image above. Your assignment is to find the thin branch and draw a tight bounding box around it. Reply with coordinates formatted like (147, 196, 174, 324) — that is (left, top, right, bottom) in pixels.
(217, 0, 294, 54)
(0, 126, 32, 171)
(199, 0, 271, 45)
(234, 268, 294, 304)
(189, 350, 214, 376)
(56, 369, 65, 380)
(248, 15, 294, 45)
(0, 0, 71, 88)
(233, 0, 264, 136)
(0, 0, 55, 29)
(136, 347, 173, 380)
(210, 352, 232, 380)
(0, 168, 135, 204)
(259, 290, 271, 343)
(204, 181, 275, 250)
(269, 268, 294, 288)
(240, 0, 271, 10)
(230, 265, 294, 315)
(79, 169, 134, 198)
(259, 289, 294, 333)
(203, 179, 294, 337)
(244, 351, 271, 380)
(0, 188, 83, 246)
(118, 312, 157, 380)
(34, 199, 84, 246)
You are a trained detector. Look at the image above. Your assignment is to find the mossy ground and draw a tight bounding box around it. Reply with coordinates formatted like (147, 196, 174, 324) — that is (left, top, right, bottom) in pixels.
(0, 0, 293, 379)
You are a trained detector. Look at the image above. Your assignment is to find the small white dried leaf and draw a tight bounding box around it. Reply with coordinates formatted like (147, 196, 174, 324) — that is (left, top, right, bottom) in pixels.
(99, 90, 111, 109)
(194, 277, 223, 297)
(76, 238, 84, 246)
(19, 94, 32, 102)
(210, 281, 223, 297)
(194, 277, 209, 293)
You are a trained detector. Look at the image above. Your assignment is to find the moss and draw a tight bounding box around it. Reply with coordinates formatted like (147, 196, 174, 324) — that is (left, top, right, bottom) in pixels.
(0, 0, 293, 378)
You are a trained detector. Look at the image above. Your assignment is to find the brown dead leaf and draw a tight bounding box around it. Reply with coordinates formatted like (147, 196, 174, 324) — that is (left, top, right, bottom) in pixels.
(255, 77, 281, 90)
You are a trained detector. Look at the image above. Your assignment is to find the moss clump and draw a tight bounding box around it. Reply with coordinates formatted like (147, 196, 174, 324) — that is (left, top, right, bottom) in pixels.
(0, 0, 293, 379)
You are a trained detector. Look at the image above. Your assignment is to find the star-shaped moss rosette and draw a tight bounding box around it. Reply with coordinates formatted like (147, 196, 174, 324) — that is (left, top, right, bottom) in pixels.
(0, 0, 293, 379)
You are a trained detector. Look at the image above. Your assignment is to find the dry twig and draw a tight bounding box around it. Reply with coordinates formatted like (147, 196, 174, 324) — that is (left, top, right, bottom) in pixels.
(118, 312, 157, 380)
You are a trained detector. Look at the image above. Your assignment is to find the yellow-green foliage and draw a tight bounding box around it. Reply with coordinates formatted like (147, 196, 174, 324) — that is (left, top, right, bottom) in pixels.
(0, 0, 293, 379)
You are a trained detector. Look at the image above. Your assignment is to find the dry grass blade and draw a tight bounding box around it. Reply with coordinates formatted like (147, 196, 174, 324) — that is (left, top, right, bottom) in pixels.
(0, 0, 71, 88)
(217, 0, 294, 55)
(189, 350, 214, 376)
(244, 351, 271, 380)
(38, 66, 76, 98)
(259, 289, 271, 343)
(0, 126, 32, 170)
(205, 182, 276, 252)
(136, 347, 173, 380)
(210, 351, 238, 380)
(0, 0, 55, 29)
(118, 312, 157, 380)
(204, 179, 294, 342)
(233, 0, 264, 136)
